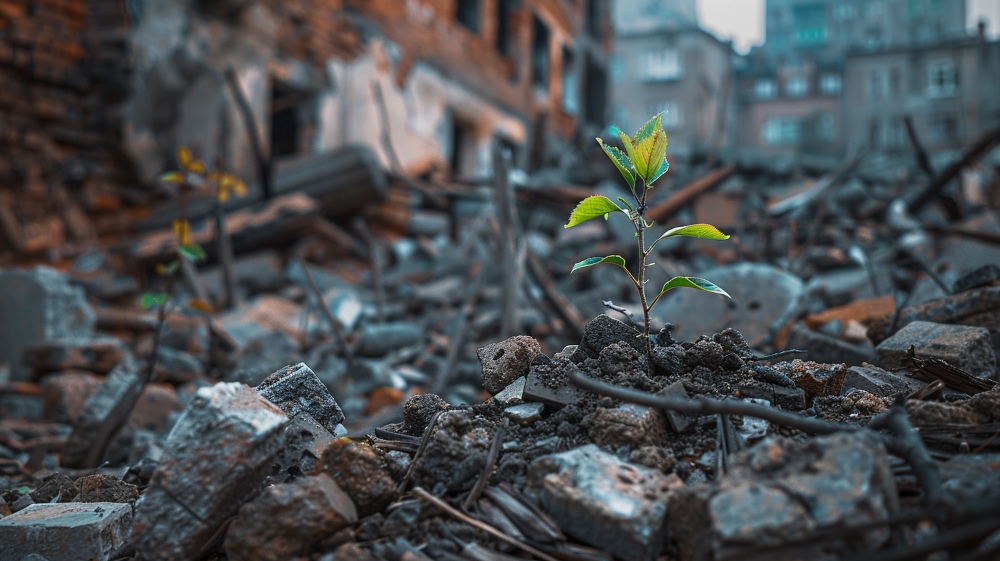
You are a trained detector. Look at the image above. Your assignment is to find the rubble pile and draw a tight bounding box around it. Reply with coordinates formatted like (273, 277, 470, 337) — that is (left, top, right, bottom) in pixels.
(2, 145, 1000, 559)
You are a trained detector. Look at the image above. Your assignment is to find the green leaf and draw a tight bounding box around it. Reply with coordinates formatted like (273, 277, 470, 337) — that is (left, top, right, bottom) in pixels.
(617, 130, 640, 179)
(633, 130, 668, 183)
(564, 195, 626, 228)
(632, 112, 663, 146)
(178, 244, 207, 262)
(597, 138, 635, 191)
(616, 197, 634, 212)
(140, 293, 155, 309)
(154, 292, 168, 306)
(655, 224, 730, 243)
(647, 157, 670, 186)
(658, 277, 731, 298)
(15, 486, 30, 494)
(570, 255, 628, 274)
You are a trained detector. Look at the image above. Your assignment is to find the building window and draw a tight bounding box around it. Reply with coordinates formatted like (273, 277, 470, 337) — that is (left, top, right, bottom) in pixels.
(926, 60, 956, 98)
(832, 4, 856, 21)
(755, 78, 777, 99)
(561, 47, 579, 115)
(928, 113, 958, 144)
(888, 68, 901, 97)
(532, 15, 550, 92)
(869, 118, 882, 147)
(868, 69, 883, 100)
(647, 100, 680, 130)
(610, 55, 624, 83)
(496, 0, 513, 55)
(907, 0, 924, 17)
(818, 112, 836, 141)
(886, 116, 906, 148)
(819, 73, 841, 95)
(586, 0, 603, 38)
(762, 117, 800, 146)
(456, 0, 480, 33)
(795, 26, 827, 46)
(639, 48, 682, 82)
(787, 75, 808, 97)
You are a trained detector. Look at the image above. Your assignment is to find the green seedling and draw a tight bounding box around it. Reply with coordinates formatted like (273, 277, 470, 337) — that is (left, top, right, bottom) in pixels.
(565, 112, 732, 370)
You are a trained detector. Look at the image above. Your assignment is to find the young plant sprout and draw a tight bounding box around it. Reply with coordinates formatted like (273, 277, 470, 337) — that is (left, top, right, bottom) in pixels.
(566, 112, 732, 369)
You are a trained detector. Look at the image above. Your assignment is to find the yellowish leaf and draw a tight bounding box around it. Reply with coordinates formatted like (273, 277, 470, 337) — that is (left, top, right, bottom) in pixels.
(188, 298, 213, 314)
(173, 218, 191, 247)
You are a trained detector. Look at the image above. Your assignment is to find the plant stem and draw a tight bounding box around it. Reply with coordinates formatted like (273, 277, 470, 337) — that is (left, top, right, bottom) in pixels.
(636, 183, 652, 373)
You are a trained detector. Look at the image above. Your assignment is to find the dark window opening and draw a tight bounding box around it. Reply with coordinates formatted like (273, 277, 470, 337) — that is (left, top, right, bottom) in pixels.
(450, 117, 476, 177)
(586, 0, 603, 38)
(532, 15, 550, 91)
(561, 46, 579, 114)
(497, 0, 513, 55)
(456, 0, 481, 33)
(583, 55, 607, 127)
(270, 81, 301, 159)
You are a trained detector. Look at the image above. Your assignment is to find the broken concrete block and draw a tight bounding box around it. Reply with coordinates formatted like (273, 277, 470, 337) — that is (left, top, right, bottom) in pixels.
(953, 263, 1000, 293)
(273, 410, 339, 480)
(709, 432, 897, 552)
(772, 360, 847, 402)
(841, 364, 926, 398)
(400, 393, 449, 435)
(869, 286, 1000, 343)
(876, 321, 996, 379)
(0, 502, 133, 561)
(132, 382, 289, 561)
(739, 379, 807, 411)
(528, 444, 680, 561)
(40, 371, 103, 424)
(61, 362, 144, 469)
(224, 473, 357, 561)
(652, 263, 804, 347)
(74, 475, 139, 503)
(523, 360, 586, 409)
(477, 335, 542, 394)
(0, 266, 97, 381)
(23, 336, 129, 379)
(254, 363, 345, 433)
(586, 403, 666, 448)
(785, 322, 873, 366)
(354, 322, 422, 357)
(318, 440, 399, 517)
(576, 314, 644, 359)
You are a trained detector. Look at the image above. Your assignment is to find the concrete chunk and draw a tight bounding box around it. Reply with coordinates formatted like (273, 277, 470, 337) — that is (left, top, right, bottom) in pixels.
(132, 382, 289, 561)
(841, 364, 927, 398)
(60, 362, 144, 469)
(876, 321, 996, 379)
(528, 444, 680, 561)
(254, 362, 345, 432)
(477, 335, 542, 394)
(0, 502, 133, 561)
(0, 266, 96, 381)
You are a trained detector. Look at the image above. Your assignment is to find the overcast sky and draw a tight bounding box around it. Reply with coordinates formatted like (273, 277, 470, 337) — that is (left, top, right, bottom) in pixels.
(697, 0, 1000, 54)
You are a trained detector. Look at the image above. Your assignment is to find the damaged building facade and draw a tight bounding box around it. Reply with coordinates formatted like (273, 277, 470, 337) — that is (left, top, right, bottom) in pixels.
(126, 0, 612, 184)
(2, 0, 611, 203)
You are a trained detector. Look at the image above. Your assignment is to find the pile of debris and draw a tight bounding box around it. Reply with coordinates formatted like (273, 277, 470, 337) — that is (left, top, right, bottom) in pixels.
(2, 137, 1000, 559)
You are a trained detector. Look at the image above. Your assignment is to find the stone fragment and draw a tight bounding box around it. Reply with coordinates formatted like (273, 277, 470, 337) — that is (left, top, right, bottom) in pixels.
(354, 322, 422, 357)
(401, 393, 449, 435)
(0, 266, 96, 381)
(74, 475, 139, 503)
(273, 410, 338, 480)
(772, 360, 847, 402)
(875, 321, 995, 379)
(739, 380, 807, 411)
(576, 314, 644, 359)
(953, 264, 1000, 293)
(23, 336, 129, 378)
(523, 360, 586, 409)
(40, 371, 102, 424)
(905, 400, 979, 425)
(651, 263, 804, 347)
(477, 335, 542, 394)
(868, 286, 1000, 343)
(61, 362, 144, 469)
(785, 322, 873, 366)
(224, 473, 357, 561)
(659, 380, 694, 433)
(504, 402, 544, 425)
(126, 383, 183, 432)
(255, 362, 345, 433)
(492, 376, 526, 405)
(318, 439, 398, 517)
(528, 444, 680, 561)
(709, 432, 897, 553)
(586, 403, 666, 448)
(30, 473, 77, 503)
(131, 383, 289, 561)
(0, 503, 133, 561)
(841, 364, 926, 398)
